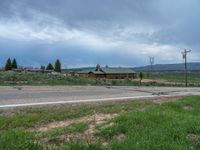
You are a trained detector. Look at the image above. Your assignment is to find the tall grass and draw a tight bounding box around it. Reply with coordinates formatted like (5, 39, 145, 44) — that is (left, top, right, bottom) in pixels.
(1, 96, 200, 149)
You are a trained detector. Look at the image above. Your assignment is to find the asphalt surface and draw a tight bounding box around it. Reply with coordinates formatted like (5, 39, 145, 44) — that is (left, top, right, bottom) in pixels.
(0, 86, 200, 108)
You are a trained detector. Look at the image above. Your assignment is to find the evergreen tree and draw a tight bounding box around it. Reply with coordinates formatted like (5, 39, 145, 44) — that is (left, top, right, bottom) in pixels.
(54, 59, 61, 72)
(139, 72, 143, 86)
(46, 63, 54, 70)
(12, 58, 18, 69)
(40, 66, 45, 70)
(5, 58, 12, 71)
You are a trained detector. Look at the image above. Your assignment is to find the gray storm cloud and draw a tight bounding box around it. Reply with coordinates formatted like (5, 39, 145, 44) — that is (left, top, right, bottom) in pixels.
(0, 0, 199, 67)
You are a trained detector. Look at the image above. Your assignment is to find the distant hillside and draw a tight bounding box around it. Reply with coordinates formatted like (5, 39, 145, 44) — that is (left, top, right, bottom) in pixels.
(134, 63, 200, 72)
(63, 63, 200, 73)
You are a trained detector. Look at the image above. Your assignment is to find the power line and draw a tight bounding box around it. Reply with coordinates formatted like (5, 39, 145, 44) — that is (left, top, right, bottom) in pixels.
(149, 57, 154, 72)
(181, 49, 191, 87)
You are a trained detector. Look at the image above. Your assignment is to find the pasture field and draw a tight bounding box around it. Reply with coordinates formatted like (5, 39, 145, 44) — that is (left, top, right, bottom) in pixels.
(0, 71, 160, 86)
(146, 72, 200, 85)
(0, 71, 200, 87)
(1, 96, 200, 150)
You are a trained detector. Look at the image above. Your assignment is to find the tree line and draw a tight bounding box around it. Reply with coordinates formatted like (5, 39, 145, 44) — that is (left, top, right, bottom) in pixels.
(5, 58, 18, 71)
(5, 58, 62, 72)
(41, 59, 62, 72)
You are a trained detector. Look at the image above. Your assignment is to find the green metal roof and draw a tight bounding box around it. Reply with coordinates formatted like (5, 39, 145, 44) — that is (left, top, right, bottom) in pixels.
(90, 71, 105, 74)
(101, 67, 136, 74)
(78, 69, 92, 74)
(78, 67, 136, 74)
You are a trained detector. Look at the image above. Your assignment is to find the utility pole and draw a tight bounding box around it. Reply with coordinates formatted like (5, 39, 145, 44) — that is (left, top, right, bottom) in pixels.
(149, 57, 154, 73)
(181, 49, 191, 87)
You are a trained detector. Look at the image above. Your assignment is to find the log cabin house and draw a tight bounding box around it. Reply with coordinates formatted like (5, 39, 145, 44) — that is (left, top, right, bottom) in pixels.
(78, 65, 137, 79)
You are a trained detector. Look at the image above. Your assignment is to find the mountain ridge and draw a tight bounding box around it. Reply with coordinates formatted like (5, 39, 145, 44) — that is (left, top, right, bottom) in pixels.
(133, 62, 200, 72)
(63, 62, 200, 72)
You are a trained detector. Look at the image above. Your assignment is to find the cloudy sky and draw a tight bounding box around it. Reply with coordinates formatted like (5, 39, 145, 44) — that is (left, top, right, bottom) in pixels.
(0, 0, 199, 68)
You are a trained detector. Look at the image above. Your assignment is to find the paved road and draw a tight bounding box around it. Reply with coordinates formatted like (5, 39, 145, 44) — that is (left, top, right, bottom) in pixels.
(0, 86, 199, 108)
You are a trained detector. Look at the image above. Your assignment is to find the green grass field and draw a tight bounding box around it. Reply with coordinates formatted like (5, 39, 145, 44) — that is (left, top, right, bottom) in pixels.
(1, 96, 200, 149)
(146, 72, 200, 85)
(0, 71, 200, 87)
(0, 71, 151, 86)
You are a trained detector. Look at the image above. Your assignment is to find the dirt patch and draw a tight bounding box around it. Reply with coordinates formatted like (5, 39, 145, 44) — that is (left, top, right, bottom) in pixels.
(187, 133, 199, 141)
(36, 113, 118, 146)
(115, 133, 126, 140)
(100, 122, 115, 130)
(45, 132, 108, 146)
(33, 113, 118, 132)
(152, 96, 183, 105)
(0, 110, 17, 117)
(142, 79, 183, 85)
(83, 113, 118, 135)
(183, 106, 193, 110)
